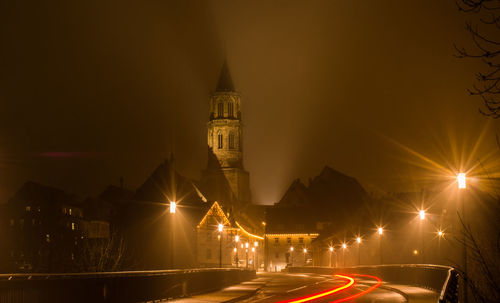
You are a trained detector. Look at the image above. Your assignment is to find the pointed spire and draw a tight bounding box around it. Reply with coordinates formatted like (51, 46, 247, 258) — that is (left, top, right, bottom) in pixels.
(216, 59, 235, 92)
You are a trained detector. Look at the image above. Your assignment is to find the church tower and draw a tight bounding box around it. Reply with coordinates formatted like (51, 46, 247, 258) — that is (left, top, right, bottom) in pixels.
(203, 61, 251, 205)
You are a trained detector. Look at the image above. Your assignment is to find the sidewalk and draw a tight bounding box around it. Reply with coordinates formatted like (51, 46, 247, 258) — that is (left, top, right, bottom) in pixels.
(169, 277, 269, 303)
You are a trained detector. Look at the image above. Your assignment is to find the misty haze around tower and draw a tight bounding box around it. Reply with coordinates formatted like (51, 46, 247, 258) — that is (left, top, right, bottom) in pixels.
(0, 1, 499, 303)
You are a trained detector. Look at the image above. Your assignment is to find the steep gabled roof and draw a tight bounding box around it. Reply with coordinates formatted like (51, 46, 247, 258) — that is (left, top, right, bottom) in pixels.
(9, 181, 79, 206)
(215, 59, 235, 92)
(275, 179, 310, 207)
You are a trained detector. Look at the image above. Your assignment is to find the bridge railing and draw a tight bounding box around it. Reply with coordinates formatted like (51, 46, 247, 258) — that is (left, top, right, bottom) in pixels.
(0, 268, 256, 303)
(288, 264, 458, 303)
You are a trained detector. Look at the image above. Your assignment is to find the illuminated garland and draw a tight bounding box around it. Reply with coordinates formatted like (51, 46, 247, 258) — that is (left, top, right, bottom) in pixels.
(197, 201, 230, 228)
(235, 221, 264, 240)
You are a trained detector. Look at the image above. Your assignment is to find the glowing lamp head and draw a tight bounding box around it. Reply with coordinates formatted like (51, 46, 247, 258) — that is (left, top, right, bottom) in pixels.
(235, 235, 239, 243)
(329, 246, 333, 252)
(438, 230, 444, 237)
(290, 247, 294, 252)
(233, 247, 237, 252)
(254, 241, 258, 247)
(378, 227, 383, 235)
(413, 249, 419, 255)
(303, 248, 307, 253)
(356, 237, 361, 244)
(458, 173, 466, 189)
(169, 201, 176, 214)
(218, 223, 223, 232)
(419, 210, 426, 220)
(342, 243, 347, 249)
(251, 247, 255, 252)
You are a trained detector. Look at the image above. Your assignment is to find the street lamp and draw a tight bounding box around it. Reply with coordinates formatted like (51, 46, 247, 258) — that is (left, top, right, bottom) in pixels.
(169, 201, 176, 269)
(458, 172, 468, 303)
(342, 243, 347, 267)
(356, 237, 361, 265)
(290, 246, 294, 267)
(419, 210, 426, 263)
(218, 224, 223, 268)
(303, 248, 307, 265)
(235, 235, 239, 268)
(419, 210, 426, 220)
(251, 247, 256, 269)
(254, 242, 259, 271)
(245, 242, 249, 268)
(458, 173, 466, 189)
(377, 227, 384, 264)
(329, 246, 333, 267)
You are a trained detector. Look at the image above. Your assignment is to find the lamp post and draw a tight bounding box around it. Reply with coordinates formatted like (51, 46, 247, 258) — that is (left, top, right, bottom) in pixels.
(356, 237, 361, 266)
(254, 241, 259, 271)
(235, 235, 239, 268)
(437, 230, 444, 262)
(169, 201, 176, 269)
(251, 247, 256, 269)
(245, 242, 249, 269)
(303, 248, 307, 265)
(342, 243, 347, 267)
(419, 210, 426, 264)
(329, 246, 333, 267)
(458, 172, 468, 303)
(218, 223, 223, 268)
(290, 246, 294, 267)
(378, 227, 384, 265)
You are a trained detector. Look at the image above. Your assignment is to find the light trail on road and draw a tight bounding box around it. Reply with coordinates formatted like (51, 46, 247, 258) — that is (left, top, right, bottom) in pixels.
(275, 274, 354, 303)
(329, 274, 383, 303)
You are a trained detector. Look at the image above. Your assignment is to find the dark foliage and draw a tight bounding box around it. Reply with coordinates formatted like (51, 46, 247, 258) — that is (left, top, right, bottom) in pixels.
(456, 0, 500, 118)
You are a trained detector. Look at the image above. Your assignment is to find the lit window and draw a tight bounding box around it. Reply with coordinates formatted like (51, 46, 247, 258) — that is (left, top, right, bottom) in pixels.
(71, 222, 75, 230)
(46, 234, 50, 243)
(69, 208, 72, 215)
(217, 103, 224, 117)
(218, 132, 223, 149)
(71, 253, 75, 260)
(25, 206, 31, 211)
(229, 132, 235, 149)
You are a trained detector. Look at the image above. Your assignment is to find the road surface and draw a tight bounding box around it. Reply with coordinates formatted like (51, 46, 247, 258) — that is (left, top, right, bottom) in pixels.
(237, 272, 438, 303)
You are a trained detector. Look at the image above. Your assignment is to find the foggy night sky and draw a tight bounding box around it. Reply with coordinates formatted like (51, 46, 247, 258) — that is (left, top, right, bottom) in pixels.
(1, 0, 499, 204)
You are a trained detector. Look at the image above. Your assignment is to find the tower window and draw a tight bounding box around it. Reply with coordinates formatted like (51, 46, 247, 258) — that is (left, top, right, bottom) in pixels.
(229, 132, 235, 149)
(218, 103, 224, 117)
(218, 132, 223, 149)
(228, 102, 233, 118)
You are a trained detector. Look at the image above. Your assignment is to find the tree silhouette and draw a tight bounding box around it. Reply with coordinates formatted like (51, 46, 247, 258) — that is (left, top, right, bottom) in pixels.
(455, 0, 500, 118)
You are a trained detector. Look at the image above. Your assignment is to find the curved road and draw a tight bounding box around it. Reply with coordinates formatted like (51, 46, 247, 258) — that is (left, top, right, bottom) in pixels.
(239, 272, 412, 303)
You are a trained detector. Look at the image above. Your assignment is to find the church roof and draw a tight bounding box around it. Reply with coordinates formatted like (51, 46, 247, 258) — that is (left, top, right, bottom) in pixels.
(215, 60, 235, 92)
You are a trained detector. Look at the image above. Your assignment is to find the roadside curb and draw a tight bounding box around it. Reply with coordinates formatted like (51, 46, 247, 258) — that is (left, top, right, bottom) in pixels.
(221, 282, 267, 303)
